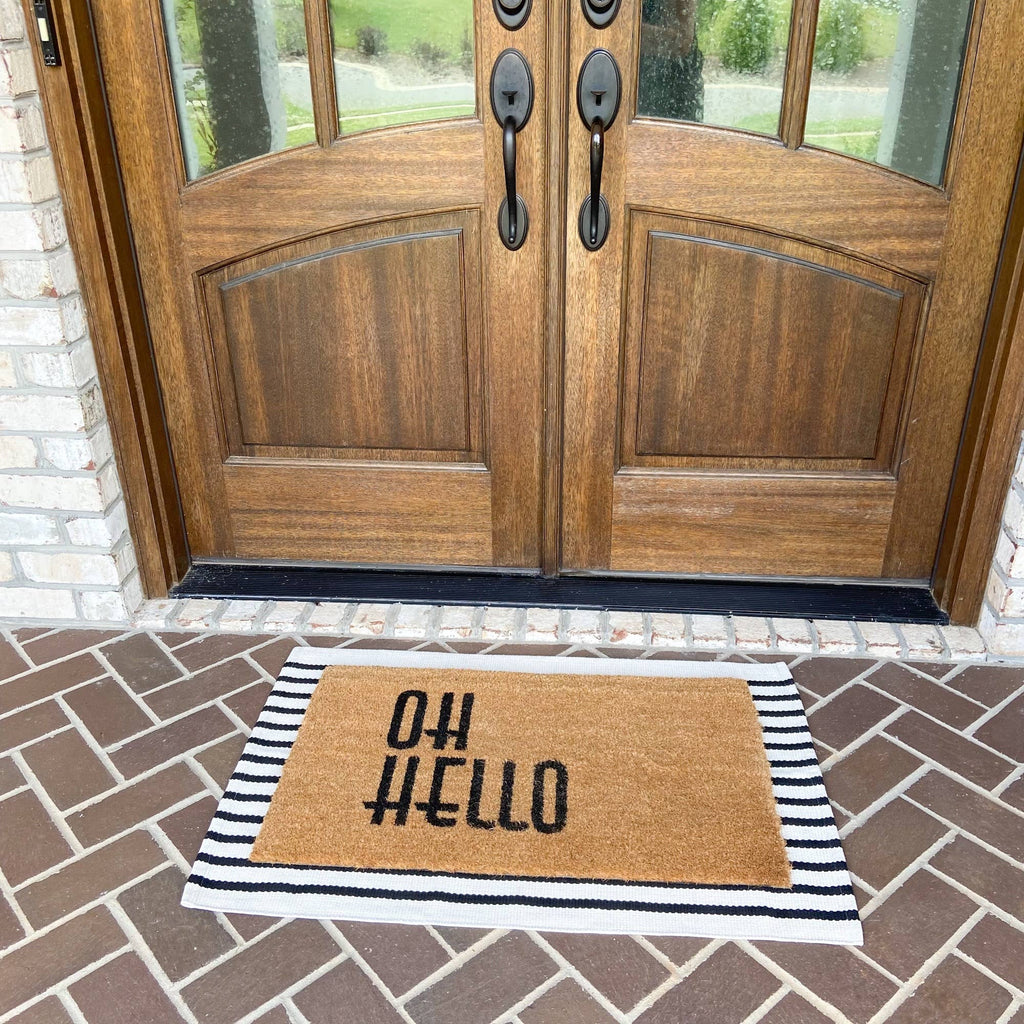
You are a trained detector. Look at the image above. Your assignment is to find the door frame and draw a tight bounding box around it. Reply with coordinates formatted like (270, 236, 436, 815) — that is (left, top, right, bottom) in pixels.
(23, 0, 1024, 625)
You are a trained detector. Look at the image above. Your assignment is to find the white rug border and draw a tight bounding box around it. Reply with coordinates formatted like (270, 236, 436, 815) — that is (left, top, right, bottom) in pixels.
(182, 648, 863, 945)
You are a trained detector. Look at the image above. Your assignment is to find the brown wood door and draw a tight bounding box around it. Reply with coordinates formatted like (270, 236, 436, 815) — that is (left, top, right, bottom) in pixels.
(89, 0, 549, 569)
(561, 0, 1024, 579)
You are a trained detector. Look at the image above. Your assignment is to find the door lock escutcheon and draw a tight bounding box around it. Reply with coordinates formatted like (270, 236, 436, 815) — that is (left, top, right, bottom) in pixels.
(581, 0, 622, 29)
(577, 49, 621, 251)
(493, 0, 532, 30)
(490, 49, 534, 251)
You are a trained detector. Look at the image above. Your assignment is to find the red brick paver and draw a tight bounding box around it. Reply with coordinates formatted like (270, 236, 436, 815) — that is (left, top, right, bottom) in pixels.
(0, 626, 1023, 1023)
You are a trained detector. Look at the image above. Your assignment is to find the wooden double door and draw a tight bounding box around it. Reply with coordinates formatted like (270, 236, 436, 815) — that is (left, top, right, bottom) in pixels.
(92, 0, 1024, 582)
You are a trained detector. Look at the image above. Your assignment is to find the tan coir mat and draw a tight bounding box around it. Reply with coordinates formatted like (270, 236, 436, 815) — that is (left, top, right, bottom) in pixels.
(250, 665, 791, 888)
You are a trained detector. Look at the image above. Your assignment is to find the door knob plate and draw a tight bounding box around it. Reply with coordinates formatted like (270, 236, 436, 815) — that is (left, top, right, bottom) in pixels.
(577, 49, 621, 130)
(490, 49, 534, 131)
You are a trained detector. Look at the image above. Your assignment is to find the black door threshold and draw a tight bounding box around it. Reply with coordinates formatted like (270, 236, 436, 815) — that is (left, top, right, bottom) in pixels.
(172, 562, 947, 624)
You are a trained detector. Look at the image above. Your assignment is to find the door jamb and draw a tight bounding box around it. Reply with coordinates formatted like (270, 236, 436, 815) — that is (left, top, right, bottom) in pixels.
(25, 0, 1024, 624)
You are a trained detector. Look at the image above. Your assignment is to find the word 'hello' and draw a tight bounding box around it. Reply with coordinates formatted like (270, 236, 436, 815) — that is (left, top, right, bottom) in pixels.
(362, 690, 569, 833)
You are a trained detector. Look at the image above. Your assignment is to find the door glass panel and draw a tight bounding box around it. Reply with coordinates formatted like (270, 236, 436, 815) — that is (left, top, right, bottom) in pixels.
(161, 0, 314, 180)
(329, 0, 476, 135)
(638, 0, 793, 136)
(805, 0, 973, 184)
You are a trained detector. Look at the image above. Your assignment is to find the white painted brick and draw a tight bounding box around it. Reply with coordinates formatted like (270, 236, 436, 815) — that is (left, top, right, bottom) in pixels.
(523, 607, 559, 642)
(215, 600, 266, 632)
(0, 549, 12, 580)
(938, 625, 986, 661)
(979, 603, 1024, 657)
(857, 620, 903, 658)
(563, 609, 602, 644)
(133, 598, 179, 629)
(0, 393, 89, 432)
(651, 612, 688, 646)
(0, 205, 63, 251)
(0, 103, 45, 151)
(0, 434, 36, 467)
(174, 598, 222, 629)
(732, 615, 772, 650)
(999, 585, 1024, 618)
(19, 550, 120, 585)
(438, 604, 476, 639)
(771, 618, 813, 654)
(0, 584, 76, 618)
(607, 610, 644, 645)
(1002, 487, 1024, 542)
(349, 602, 389, 636)
(0, 473, 104, 511)
(0, 349, 14, 386)
(68, 340, 98, 386)
(0, 44, 36, 98)
(46, 249, 78, 296)
(40, 436, 98, 471)
(690, 614, 727, 648)
(80, 576, 141, 622)
(19, 349, 77, 387)
(480, 606, 517, 640)
(304, 602, 350, 633)
(813, 620, 860, 655)
(900, 623, 947, 661)
(65, 503, 128, 547)
(96, 459, 121, 508)
(986, 570, 1008, 614)
(394, 603, 433, 638)
(0, 257, 59, 300)
(0, 154, 58, 203)
(994, 530, 1017, 576)
(262, 601, 310, 632)
(0, 510, 58, 543)
(0, 304, 65, 344)
(0, 0, 26, 42)
(59, 295, 86, 340)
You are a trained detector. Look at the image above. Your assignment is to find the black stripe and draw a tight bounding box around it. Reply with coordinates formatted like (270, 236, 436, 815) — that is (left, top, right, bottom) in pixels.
(221, 790, 272, 803)
(751, 693, 803, 702)
(771, 775, 826, 788)
(787, 838, 842, 849)
(260, 705, 306, 716)
(744, 678, 797, 688)
(766, 758, 820, 768)
(790, 860, 848, 871)
(230, 772, 280, 784)
(761, 725, 812, 734)
(206, 831, 254, 844)
(247, 736, 294, 749)
(216, 811, 265, 824)
(780, 816, 835, 827)
(185, 873, 859, 920)
(280, 666, 325, 677)
(757, 709, 807, 718)
(252, 721, 301, 732)
(776, 795, 832, 807)
(239, 753, 288, 766)
(763, 741, 815, 750)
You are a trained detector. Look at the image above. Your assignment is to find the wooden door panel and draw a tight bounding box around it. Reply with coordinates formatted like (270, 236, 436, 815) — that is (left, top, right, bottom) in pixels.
(225, 463, 492, 565)
(203, 211, 484, 463)
(610, 474, 894, 576)
(620, 214, 925, 472)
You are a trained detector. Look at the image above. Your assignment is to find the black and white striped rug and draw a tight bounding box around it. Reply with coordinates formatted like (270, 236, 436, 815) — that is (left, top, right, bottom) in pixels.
(181, 648, 863, 944)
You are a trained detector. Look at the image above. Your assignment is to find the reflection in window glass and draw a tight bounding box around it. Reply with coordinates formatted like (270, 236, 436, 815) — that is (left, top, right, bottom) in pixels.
(806, 0, 973, 184)
(329, 0, 475, 135)
(161, 0, 314, 180)
(638, 0, 792, 135)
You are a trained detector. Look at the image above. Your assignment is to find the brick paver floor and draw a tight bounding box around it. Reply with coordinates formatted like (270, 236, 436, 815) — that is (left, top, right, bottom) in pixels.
(1, 627, 1023, 1023)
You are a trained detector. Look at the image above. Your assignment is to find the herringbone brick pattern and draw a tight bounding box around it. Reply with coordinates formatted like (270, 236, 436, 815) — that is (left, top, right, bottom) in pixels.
(1, 627, 1022, 1024)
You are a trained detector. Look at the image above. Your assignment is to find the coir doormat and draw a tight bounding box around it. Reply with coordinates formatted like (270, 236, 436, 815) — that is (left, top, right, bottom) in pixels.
(181, 648, 863, 944)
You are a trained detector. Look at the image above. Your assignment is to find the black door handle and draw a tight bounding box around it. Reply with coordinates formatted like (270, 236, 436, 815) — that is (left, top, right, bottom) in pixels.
(577, 49, 621, 251)
(490, 50, 533, 251)
(503, 115, 519, 246)
(588, 117, 604, 247)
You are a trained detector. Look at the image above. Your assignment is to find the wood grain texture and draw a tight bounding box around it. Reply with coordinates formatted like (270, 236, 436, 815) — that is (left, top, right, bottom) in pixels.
(89, 0, 547, 568)
(19, 0, 188, 596)
(204, 214, 481, 458)
(778, 0, 819, 149)
(225, 463, 492, 565)
(621, 215, 924, 470)
(610, 473, 896, 577)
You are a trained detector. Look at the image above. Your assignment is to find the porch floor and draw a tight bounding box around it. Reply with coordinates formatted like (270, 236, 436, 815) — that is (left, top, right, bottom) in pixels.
(1, 626, 1023, 1024)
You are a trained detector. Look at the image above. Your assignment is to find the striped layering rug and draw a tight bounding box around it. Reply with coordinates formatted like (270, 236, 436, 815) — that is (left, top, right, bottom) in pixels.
(181, 648, 863, 944)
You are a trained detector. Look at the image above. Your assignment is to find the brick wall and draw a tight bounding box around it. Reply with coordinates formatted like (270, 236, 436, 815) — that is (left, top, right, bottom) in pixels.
(0, 0, 141, 622)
